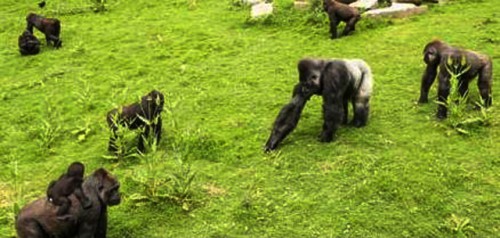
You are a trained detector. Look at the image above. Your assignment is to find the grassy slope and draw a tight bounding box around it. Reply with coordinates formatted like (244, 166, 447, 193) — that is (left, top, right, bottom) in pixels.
(0, 0, 499, 237)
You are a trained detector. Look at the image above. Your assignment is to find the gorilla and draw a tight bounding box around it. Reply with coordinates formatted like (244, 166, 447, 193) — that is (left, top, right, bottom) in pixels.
(107, 90, 165, 153)
(26, 13, 62, 48)
(38, 1, 46, 8)
(265, 58, 373, 151)
(46, 162, 92, 220)
(418, 40, 493, 119)
(323, 0, 361, 39)
(16, 168, 121, 238)
(18, 30, 40, 56)
(336, 0, 357, 3)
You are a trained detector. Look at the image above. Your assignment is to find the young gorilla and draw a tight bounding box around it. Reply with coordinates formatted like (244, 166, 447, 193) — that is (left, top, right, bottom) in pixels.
(265, 58, 373, 151)
(323, 0, 361, 39)
(418, 40, 493, 119)
(107, 90, 165, 153)
(26, 12, 62, 48)
(18, 30, 40, 56)
(46, 162, 92, 220)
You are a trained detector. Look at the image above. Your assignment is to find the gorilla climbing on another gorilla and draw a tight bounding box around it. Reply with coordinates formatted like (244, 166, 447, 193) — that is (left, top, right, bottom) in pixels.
(16, 168, 121, 238)
(419, 40, 493, 119)
(265, 58, 373, 152)
(46, 162, 92, 221)
(107, 90, 165, 153)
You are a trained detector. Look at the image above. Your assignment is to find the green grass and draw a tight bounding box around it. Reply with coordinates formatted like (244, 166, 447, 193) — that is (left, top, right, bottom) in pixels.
(1, 0, 499, 237)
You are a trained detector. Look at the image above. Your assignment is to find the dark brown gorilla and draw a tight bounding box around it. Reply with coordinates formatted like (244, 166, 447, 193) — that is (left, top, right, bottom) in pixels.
(419, 40, 493, 119)
(394, 0, 422, 5)
(18, 30, 40, 56)
(46, 162, 92, 221)
(107, 90, 165, 153)
(26, 13, 62, 48)
(336, 0, 356, 3)
(323, 0, 361, 39)
(16, 168, 121, 238)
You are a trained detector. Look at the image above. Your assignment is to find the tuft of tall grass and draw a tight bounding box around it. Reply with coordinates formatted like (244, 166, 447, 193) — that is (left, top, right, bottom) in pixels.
(436, 55, 492, 135)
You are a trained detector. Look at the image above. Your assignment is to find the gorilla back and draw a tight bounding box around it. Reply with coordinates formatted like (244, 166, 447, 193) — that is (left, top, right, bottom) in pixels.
(265, 58, 373, 151)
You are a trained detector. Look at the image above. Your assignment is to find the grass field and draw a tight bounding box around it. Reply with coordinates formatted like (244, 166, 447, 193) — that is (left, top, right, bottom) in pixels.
(0, 0, 499, 237)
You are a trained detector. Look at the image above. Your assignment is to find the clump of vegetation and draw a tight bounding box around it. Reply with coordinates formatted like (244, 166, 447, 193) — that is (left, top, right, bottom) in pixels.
(437, 55, 492, 135)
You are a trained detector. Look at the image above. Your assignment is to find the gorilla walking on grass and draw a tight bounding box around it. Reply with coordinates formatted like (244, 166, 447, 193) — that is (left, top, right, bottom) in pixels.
(418, 40, 493, 119)
(107, 90, 165, 153)
(323, 0, 361, 39)
(265, 58, 373, 151)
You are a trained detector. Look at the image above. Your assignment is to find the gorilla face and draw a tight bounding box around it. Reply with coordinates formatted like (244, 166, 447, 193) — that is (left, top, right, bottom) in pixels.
(423, 46, 438, 65)
(298, 59, 324, 94)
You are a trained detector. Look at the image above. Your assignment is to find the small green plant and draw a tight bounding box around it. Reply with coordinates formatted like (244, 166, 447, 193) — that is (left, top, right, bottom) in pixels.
(445, 214, 475, 237)
(102, 111, 141, 162)
(168, 154, 197, 211)
(129, 151, 171, 204)
(74, 78, 95, 111)
(0, 156, 25, 237)
(71, 118, 93, 143)
(91, 0, 107, 12)
(35, 98, 61, 154)
(129, 151, 197, 211)
(437, 55, 491, 135)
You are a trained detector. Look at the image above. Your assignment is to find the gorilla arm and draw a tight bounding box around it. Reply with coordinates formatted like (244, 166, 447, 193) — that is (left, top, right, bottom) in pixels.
(419, 60, 438, 103)
(264, 84, 312, 152)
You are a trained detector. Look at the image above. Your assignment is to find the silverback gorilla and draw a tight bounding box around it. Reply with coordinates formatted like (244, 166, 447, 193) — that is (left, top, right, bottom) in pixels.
(26, 13, 62, 48)
(265, 58, 373, 151)
(323, 0, 361, 39)
(418, 40, 493, 119)
(16, 168, 121, 238)
(46, 162, 92, 220)
(18, 30, 40, 56)
(107, 90, 165, 152)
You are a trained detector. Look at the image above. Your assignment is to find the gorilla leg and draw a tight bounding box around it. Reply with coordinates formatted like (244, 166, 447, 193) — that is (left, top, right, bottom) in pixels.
(437, 72, 451, 119)
(154, 118, 163, 144)
(328, 16, 339, 39)
(342, 98, 349, 124)
(54, 197, 72, 220)
(320, 94, 343, 142)
(73, 186, 92, 209)
(352, 97, 370, 127)
(457, 79, 469, 98)
(342, 16, 359, 36)
(108, 128, 118, 152)
(478, 62, 493, 107)
(138, 126, 150, 152)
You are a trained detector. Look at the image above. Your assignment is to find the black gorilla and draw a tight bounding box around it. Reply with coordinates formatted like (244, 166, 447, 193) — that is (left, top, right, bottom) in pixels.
(265, 58, 373, 151)
(46, 162, 92, 220)
(419, 40, 493, 118)
(16, 168, 121, 238)
(107, 90, 165, 152)
(323, 0, 361, 39)
(26, 13, 62, 48)
(18, 30, 40, 56)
